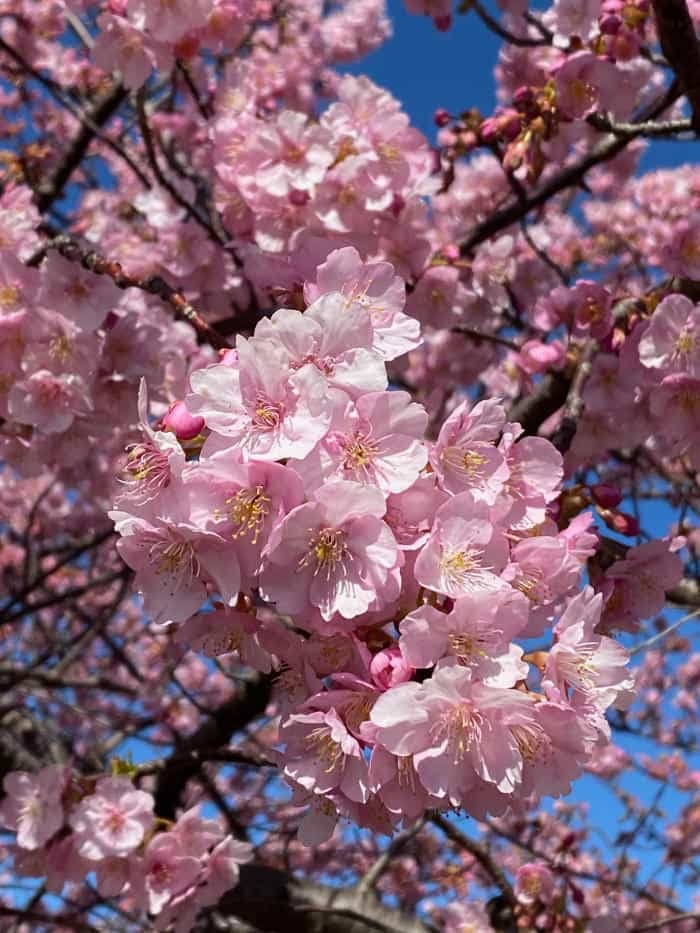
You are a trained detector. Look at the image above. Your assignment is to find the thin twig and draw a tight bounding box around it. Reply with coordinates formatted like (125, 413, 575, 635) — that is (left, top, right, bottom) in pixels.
(357, 817, 427, 894)
(431, 814, 517, 909)
(467, 0, 548, 47)
(630, 607, 700, 657)
(451, 325, 519, 351)
(27, 235, 231, 350)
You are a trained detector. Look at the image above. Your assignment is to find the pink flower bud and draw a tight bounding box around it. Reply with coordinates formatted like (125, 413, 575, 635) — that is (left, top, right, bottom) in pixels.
(600, 509, 639, 536)
(370, 647, 414, 691)
(162, 401, 205, 440)
(434, 14, 452, 31)
(442, 243, 460, 262)
(513, 85, 535, 111)
(434, 108, 451, 127)
(591, 483, 623, 508)
(600, 13, 622, 34)
(288, 189, 310, 207)
(479, 117, 501, 144)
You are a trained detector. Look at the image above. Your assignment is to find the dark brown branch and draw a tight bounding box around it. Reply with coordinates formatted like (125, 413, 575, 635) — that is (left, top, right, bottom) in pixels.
(587, 113, 694, 138)
(28, 235, 231, 350)
(467, 0, 547, 47)
(650, 0, 700, 132)
(153, 674, 272, 820)
(36, 83, 131, 209)
(357, 817, 427, 894)
(451, 326, 519, 351)
(211, 864, 436, 933)
(507, 370, 571, 435)
(460, 81, 681, 256)
(550, 339, 596, 453)
(0, 38, 148, 199)
(431, 814, 517, 910)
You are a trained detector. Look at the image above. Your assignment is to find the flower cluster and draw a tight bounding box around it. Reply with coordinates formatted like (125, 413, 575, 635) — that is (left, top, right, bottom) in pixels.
(106, 251, 640, 840)
(0, 766, 251, 930)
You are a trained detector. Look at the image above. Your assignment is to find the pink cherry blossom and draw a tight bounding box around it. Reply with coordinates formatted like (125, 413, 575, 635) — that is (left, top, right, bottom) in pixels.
(260, 481, 401, 622)
(0, 765, 66, 850)
(305, 247, 421, 360)
(515, 862, 556, 906)
(281, 706, 370, 803)
(414, 492, 509, 598)
(638, 293, 700, 377)
(431, 397, 509, 502)
(370, 664, 536, 805)
(69, 776, 154, 859)
(292, 390, 428, 495)
(399, 590, 529, 684)
(186, 339, 333, 460)
(133, 832, 202, 914)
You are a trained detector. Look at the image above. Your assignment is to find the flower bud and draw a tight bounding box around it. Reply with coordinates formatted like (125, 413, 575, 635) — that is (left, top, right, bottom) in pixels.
(162, 400, 205, 440)
(600, 13, 622, 33)
(591, 483, 623, 508)
(288, 189, 310, 207)
(370, 647, 414, 691)
(434, 108, 451, 127)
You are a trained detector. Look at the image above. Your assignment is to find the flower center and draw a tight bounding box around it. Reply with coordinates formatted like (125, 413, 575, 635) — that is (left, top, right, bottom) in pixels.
(300, 527, 350, 580)
(224, 485, 270, 544)
(342, 432, 379, 476)
(251, 395, 283, 430)
(513, 567, 550, 605)
(0, 284, 20, 309)
(65, 279, 90, 301)
(443, 445, 488, 481)
(675, 328, 696, 356)
(431, 704, 483, 764)
(303, 727, 344, 772)
(510, 723, 548, 763)
(103, 805, 127, 837)
(440, 546, 483, 590)
(124, 441, 171, 496)
(148, 535, 200, 584)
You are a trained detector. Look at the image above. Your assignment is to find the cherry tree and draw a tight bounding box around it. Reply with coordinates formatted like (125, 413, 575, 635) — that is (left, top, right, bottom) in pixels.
(0, 0, 699, 930)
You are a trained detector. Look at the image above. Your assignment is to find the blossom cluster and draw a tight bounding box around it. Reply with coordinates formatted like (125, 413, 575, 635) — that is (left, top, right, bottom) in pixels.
(104, 250, 643, 841)
(0, 766, 251, 931)
(0, 0, 697, 928)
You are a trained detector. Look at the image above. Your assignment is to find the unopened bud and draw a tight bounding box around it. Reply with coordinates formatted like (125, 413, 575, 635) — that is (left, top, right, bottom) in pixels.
(591, 483, 623, 508)
(600, 13, 622, 33)
(434, 108, 451, 127)
(288, 189, 310, 207)
(162, 400, 205, 440)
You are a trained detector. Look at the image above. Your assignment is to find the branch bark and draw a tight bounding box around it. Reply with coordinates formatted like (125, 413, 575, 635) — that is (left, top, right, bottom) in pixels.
(209, 865, 436, 933)
(650, 0, 700, 132)
(153, 674, 272, 820)
(459, 80, 681, 256)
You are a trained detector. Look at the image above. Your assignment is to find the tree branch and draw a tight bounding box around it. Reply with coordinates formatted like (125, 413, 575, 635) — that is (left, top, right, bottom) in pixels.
(210, 864, 436, 933)
(28, 235, 231, 351)
(431, 814, 517, 910)
(153, 674, 272, 820)
(460, 81, 681, 256)
(650, 0, 700, 133)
